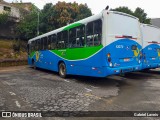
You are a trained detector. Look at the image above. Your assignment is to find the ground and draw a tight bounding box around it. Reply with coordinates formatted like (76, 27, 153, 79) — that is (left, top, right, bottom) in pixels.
(0, 66, 160, 120)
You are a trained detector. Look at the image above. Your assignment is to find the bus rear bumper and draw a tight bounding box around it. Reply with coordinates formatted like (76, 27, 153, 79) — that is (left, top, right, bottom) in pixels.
(103, 65, 141, 77)
(142, 63, 160, 70)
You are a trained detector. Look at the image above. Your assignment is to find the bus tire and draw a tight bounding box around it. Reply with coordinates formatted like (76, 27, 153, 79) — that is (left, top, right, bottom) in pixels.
(59, 62, 67, 78)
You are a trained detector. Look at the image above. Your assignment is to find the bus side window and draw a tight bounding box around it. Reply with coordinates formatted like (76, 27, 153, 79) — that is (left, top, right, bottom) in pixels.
(35, 40, 38, 51)
(76, 25, 85, 47)
(57, 32, 62, 49)
(86, 22, 94, 46)
(41, 38, 44, 50)
(31, 41, 35, 52)
(37, 39, 41, 51)
(62, 30, 68, 48)
(69, 28, 76, 48)
(94, 19, 102, 46)
(44, 37, 48, 50)
(48, 36, 51, 50)
(51, 34, 57, 50)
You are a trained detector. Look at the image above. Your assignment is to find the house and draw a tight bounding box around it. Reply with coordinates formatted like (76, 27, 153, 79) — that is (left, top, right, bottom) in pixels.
(0, 0, 33, 39)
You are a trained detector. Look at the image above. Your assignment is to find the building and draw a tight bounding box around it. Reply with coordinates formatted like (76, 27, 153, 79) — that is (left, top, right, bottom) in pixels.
(151, 18, 160, 28)
(0, 0, 20, 22)
(0, 0, 33, 39)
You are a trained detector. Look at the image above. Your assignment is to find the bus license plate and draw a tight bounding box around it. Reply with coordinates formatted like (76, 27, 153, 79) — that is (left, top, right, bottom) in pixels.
(124, 58, 130, 62)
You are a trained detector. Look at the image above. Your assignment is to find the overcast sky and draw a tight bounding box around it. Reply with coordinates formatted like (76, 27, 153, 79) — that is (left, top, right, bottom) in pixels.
(6, 0, 160, 18)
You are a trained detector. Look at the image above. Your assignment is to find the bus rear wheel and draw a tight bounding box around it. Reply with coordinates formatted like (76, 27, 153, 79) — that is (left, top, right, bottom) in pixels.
(59, 62, 67, 78)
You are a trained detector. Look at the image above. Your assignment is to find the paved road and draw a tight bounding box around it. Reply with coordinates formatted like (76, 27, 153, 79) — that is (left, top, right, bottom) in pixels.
(0, 66, 160, 120)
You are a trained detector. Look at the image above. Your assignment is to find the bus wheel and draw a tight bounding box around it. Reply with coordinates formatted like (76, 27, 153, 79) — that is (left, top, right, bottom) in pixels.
(59, 62, 66, 78)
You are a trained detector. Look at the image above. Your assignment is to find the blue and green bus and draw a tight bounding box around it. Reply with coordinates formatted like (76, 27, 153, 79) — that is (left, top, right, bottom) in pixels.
(28, 10, 142, 78)
(141, 24, 160, 70)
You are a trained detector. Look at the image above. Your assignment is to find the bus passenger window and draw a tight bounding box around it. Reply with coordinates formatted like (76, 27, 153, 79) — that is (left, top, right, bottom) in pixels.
(43, 37, 48, 50)
(69, 28, 76, 48)
(35, 40, 38, 51)
(31, 41, 35, 52)
(94, 19, 102, 46)
(51, 34, 57, 50)
(62, 31, 68, 48)
(57, 32, 67, 49)
(76, 25, 85, 47)
(48, 36, 51, 50)
(41, 38, 44, 50)
(86, 22, 94, 46)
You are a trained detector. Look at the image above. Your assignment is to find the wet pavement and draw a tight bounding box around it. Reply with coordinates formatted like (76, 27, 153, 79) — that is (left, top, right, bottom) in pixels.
(0, 66, 160, 120)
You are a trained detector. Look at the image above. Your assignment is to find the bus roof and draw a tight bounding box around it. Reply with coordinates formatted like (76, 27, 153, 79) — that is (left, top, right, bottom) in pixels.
(28, 12, 103, 43)
(28, 10, 139, 43)
(109, 11, 138, 20)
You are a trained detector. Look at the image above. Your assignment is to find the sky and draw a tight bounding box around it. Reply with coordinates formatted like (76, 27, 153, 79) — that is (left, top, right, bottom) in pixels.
(5, 0, 160, 18)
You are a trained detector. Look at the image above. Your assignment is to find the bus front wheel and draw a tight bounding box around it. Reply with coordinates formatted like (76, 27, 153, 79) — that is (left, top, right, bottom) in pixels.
(59, 62, 67, 78)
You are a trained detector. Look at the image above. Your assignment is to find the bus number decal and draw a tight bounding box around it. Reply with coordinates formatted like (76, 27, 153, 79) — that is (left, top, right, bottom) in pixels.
(116, 45, 124, 48)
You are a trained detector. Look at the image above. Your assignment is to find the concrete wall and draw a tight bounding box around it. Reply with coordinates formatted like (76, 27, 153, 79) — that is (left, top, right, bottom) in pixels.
(0, 21, 18, 39)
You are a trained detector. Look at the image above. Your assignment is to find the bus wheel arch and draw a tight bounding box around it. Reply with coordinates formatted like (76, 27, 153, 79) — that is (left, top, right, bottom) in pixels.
(58, 61, 67, 78)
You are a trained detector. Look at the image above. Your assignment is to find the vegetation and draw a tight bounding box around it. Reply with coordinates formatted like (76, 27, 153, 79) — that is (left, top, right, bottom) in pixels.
(111, 7, 151, 24)
(0, 13, 9, 24)
(0, 39, 27, 59)
(17, 1, 92, 40)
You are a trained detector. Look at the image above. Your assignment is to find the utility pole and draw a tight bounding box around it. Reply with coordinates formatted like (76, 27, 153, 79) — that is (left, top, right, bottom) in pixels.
(37, 11, 39, 36)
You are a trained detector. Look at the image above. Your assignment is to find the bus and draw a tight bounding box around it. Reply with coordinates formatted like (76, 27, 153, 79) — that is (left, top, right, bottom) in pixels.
(27, 10, 142, 78)
(141, 24, 160, 70)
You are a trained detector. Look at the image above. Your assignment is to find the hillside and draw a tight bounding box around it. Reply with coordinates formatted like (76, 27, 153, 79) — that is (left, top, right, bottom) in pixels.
(0, 39, 27, 60)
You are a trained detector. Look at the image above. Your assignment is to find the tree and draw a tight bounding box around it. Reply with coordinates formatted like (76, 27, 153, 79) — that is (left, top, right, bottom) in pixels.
(16, 1, 92, 40)
(111, 6, 150, 24)
(110, 7, 133, 16)
(16, 5, 39, 39)
(0, 13, 9, 24)
(134, 7, 150, 24)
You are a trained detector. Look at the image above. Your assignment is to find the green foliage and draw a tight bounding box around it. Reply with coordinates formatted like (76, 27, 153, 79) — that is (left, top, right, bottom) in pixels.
(16, 1, 92, 40)
(111, 7, 133, 16)
(0, 13, 9, 24)
(134, 7, 150, 24)
(111, 7, 151, 24)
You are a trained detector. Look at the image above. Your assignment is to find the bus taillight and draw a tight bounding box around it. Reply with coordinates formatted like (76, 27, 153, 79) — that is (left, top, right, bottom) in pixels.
(107, 53, 111, 62)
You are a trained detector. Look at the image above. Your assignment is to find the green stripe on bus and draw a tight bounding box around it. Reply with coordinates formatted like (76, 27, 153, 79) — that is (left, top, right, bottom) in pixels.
(63, 23, 82, 31)
(29, 51, 35, 58)
(51, 45, 103, 60)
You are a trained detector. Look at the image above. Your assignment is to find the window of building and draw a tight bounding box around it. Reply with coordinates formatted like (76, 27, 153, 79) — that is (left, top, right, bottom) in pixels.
(3, 6, 11, 12)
